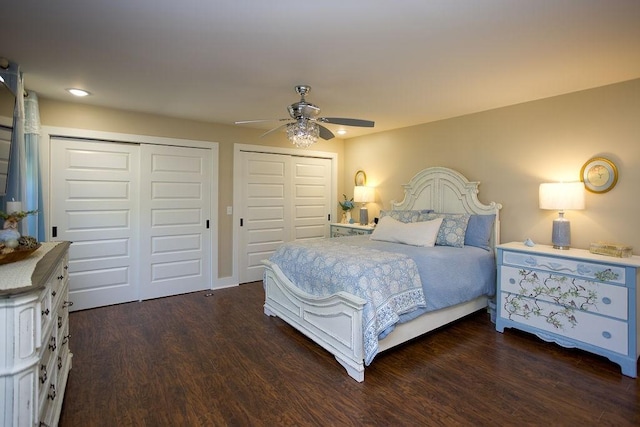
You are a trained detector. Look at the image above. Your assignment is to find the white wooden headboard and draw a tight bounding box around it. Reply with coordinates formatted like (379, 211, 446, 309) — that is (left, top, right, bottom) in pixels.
(391, 166, 503, 248)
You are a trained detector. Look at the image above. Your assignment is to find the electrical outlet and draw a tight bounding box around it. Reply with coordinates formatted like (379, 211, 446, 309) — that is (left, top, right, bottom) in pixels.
(226, 206, 233, 215)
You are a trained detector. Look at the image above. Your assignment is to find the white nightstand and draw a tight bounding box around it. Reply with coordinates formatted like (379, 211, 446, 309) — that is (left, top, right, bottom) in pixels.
(330, 223, 374, 238)
(496, 242, 640, 377)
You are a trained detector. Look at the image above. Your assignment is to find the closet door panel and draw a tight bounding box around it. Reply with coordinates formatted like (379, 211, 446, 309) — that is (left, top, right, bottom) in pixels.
(138, 144, 212, 300)
(50, 138, 141, 310)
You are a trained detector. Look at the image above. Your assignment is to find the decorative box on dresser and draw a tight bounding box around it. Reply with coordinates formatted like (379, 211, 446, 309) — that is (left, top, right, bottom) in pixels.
(496, 241, 640, 377)
(330, 223, 374, 238)
(1, 241, 72, 427)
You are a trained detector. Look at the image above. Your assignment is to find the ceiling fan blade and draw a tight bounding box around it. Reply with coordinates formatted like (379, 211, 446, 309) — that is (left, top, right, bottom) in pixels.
(319, 117, 375, 127)
(235, 118, 289, 125)
(260, 123, 288, 138)
(317, 124, 335, 140)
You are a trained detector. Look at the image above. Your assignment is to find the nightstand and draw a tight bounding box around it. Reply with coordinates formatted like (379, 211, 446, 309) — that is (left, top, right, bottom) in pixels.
(496, 242, 640, 377)
(330, 223, 374, 238)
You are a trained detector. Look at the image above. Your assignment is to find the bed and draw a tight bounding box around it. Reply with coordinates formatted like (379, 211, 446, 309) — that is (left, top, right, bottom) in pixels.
(262, 166, 502, 381)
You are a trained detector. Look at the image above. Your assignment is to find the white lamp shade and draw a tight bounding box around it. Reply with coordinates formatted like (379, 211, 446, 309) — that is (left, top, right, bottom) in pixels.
(539, 182, 585, 211)
(353, 186, 375, 203)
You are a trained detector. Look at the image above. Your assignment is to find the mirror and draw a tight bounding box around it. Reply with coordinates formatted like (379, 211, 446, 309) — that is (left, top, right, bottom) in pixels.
(0, 79, 15, 196)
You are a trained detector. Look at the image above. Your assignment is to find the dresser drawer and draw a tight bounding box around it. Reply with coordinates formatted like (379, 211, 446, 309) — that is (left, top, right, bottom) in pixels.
(500, 265, 628, 320)
(500, 292, 628, 354)
(501, 251, 626, 285)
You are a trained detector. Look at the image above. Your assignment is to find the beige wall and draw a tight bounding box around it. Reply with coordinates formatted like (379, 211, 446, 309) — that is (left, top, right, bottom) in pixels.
(38, 100, 345, 278)
(344, 79, 640, 254)
(36, 78, 640, 281)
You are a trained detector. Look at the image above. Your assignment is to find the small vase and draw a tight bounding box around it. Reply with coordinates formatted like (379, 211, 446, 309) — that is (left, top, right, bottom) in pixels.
(345, 211, 352, 224)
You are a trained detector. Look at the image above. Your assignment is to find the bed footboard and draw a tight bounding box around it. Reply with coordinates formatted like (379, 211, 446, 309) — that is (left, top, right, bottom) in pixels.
(262, 260, 368, 382)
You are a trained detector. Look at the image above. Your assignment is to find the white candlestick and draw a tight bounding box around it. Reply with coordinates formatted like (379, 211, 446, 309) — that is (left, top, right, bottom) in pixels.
(6, 201, 22, 214)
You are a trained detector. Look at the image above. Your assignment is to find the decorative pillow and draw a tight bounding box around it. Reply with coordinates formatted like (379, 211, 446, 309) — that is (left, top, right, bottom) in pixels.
(420, 213, 471, 248)
(464, 214, 495, 251)
(379, 209, 433, 223)
(370, 215, 443, 247)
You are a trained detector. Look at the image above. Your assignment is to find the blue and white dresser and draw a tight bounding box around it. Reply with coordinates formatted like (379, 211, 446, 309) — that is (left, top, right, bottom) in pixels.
(496, 242, 640, 377)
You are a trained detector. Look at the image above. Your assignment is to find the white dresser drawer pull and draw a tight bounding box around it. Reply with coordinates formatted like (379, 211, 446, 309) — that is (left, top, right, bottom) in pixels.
(602, 331, 612, 339)
(40, 364, 47, 384)
(602, 297, 612, 305)
(48, 383, 57, 400)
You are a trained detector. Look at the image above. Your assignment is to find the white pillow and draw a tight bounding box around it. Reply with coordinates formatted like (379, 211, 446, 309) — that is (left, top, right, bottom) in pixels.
(370, 215, 443, 247)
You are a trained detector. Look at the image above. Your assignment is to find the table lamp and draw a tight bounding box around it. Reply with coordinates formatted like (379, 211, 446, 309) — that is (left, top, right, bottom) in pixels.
(354, 186, 375, 225)
(539, 182, 585, 249)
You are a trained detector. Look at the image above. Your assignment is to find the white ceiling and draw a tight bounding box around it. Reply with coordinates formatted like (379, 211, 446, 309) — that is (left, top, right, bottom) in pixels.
(2, 0, 640, 139)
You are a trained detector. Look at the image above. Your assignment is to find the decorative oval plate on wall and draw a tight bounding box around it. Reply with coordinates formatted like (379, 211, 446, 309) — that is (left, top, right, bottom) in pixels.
(580, 157, 618, 193)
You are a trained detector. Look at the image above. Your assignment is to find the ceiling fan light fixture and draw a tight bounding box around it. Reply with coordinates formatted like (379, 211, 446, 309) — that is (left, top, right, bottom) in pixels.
(286, 120, 319, 148)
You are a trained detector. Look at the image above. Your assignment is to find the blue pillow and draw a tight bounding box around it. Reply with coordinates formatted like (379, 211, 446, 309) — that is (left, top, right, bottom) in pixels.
(379, 209, 433, 223)
(420, 213, 471, 248)
(464, 214, 495, 251)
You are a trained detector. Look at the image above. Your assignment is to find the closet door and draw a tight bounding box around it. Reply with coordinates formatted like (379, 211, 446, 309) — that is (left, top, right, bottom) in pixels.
(239, 152, 292, 284)
(51, 138, 213, 310)
(238, 152, 331, 284)
(138, 144, 212, 300)
(291, 155, 331, 241)
(50, 138, 141, 310)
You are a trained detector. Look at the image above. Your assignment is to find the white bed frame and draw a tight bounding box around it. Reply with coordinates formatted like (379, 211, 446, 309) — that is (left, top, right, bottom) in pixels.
(262, 167, 502, 382)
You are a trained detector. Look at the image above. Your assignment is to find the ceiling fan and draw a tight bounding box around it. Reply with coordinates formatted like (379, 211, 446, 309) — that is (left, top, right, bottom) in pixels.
(235, 85, 374, 147)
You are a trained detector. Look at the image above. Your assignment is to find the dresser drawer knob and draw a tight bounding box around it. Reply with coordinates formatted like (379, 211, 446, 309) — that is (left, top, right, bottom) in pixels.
(48, 383, 57, 400)
(40, 364, 47, 384)
(509, 278, 516, 284)
(602, 331, 612, 339)
(602, 297, 612, 305)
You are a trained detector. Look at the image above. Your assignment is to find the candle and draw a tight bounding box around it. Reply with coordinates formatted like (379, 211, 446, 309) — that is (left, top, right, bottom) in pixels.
(6, 201, 22, 214)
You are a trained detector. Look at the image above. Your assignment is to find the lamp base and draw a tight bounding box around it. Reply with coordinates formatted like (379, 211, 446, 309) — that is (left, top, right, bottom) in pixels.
(359, 208, 369, 226)
(551, 215, 571, 250)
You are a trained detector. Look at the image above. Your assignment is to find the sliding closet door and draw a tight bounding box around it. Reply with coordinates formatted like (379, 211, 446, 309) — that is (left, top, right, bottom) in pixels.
(239, 152, 292, 284)
(238, 151, 331, 284)
(138, 144, 211, 300)
(51, 137, 213, 310)
(50, 138, 141, 310)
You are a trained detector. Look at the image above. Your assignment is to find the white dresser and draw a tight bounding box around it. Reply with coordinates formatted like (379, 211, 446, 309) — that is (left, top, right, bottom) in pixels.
(1, 241, 72, 427)
(496, 242, 640, 377)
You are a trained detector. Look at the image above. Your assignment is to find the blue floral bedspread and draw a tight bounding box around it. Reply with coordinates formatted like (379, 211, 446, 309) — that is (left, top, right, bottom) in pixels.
(268, 239, 426, 365)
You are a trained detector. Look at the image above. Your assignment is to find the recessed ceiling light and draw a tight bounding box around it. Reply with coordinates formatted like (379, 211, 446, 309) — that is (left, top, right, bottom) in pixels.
(336, 129, 347, 135)
(67, 88, 91, 97)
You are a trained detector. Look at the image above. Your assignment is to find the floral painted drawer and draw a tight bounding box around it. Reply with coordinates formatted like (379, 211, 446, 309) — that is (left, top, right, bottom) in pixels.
(495, 242, 640, 378)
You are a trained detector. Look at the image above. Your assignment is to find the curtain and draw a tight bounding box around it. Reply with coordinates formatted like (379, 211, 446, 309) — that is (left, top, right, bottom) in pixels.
(1, 61, 44, 241)
(24, 91, 43, 241)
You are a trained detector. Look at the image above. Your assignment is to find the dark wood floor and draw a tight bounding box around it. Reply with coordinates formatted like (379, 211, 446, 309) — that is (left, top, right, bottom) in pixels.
(59, 282, 639, 426)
